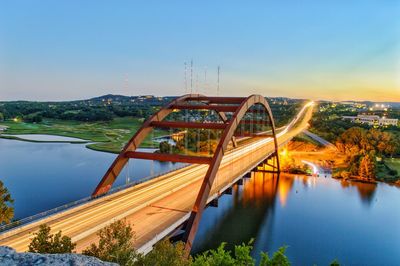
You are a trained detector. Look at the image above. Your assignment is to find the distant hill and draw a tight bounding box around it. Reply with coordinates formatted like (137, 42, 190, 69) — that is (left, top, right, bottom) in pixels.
(318, 99, 400, 107)
(88, 94, 133, 102)
(75, 94, 177, 105)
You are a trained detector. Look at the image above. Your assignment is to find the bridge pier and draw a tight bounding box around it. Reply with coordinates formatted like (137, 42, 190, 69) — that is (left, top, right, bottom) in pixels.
(209, 198, 219, 208)
(224, 187, 233, 195)
(244, 172, 252, 178)
(253, 152, 281, 174)
(169, 231, 185, 243)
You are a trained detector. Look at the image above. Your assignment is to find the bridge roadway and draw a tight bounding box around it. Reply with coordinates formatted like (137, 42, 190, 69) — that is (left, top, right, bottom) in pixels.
(0, 102, 313, 253)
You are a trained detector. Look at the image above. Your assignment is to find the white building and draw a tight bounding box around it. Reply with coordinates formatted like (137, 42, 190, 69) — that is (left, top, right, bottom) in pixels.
(370, 103, 389, 111)
(342, 115, 398, 127)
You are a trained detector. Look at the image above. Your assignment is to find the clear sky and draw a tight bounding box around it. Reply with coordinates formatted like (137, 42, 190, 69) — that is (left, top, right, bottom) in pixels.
(1, 1, 399, 101)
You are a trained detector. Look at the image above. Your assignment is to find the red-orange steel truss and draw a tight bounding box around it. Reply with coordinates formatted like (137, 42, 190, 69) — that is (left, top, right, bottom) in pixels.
(91, 94, 280, 254)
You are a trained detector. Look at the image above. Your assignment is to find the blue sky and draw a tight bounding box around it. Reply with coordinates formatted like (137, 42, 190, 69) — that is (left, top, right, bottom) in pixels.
(0, 1, 399, 101)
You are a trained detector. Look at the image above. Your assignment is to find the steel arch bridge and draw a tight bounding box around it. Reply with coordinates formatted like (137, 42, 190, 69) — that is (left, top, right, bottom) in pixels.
(92, 94, 280, 253)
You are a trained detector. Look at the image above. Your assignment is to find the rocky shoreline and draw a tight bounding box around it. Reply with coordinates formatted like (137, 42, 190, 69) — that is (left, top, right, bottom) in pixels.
(0, 246, 116, 266)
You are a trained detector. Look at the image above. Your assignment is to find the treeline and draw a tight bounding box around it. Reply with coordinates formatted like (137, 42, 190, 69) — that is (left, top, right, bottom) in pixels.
(310, 102, 400, 143)
(310, 103, 358, 142)
(270, 101, 305, 127)
(26, 220, 341, 266)
(159, 129, 220, 155)
(334, 127, 400, 180)
(0, 98, 166, 122)
(0, 96, 304, 125)
(27, 221, 291, 266)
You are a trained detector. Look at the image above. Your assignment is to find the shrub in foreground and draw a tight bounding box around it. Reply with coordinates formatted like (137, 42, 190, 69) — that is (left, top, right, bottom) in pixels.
(28, 224, 75, 253)
(82, 219, 140, 265)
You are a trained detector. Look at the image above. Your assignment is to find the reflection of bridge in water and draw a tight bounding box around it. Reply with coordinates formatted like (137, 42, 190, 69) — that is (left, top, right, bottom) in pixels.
(0, 94, 314, 254)
(191, 172, 293, 254)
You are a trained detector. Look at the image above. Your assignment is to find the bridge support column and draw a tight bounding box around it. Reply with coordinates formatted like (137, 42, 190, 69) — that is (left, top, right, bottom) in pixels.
(254, 152, 281, 174)
(209, 198, 219, 208)
(224, 187, 233, 195)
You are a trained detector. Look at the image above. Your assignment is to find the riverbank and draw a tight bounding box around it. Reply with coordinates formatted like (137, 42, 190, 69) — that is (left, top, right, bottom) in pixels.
(0, 134, 89, 144)
(0, 117, 167, 153)
(294, 132, 400, 185)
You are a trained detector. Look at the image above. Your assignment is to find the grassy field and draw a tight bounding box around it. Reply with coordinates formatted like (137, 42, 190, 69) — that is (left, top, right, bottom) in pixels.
(0, 117, 167, 153)
(385, 158, 400, 172)
(375, 158, 400, 182)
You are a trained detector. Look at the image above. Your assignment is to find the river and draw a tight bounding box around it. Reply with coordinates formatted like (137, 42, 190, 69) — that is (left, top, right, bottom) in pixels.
(0, 137, 183, 219)
(0, 138, 399, 265)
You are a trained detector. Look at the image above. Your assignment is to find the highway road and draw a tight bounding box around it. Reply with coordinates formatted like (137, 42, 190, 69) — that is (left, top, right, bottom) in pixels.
(303, 130, 336, 149)
(0, 102, 314, 253)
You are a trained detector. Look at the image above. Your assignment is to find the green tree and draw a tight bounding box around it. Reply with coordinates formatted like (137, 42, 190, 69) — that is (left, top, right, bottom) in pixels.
(138, 239, 192, 266)
(28, 224, 76, 253)
(233, 241, 256, 266)
(259, 246, 290, 266)
(193, 241, 290, 266)
(358, 154, 376, 179)
(23, 113, 43, 123)
(0, 180, 14, 224)
(330, 259, 340, 266)
(0, 112, 4, 121)
(83, 219, 140, 265)
(193, 242, 236, 265)
(159, 141, 172, 154)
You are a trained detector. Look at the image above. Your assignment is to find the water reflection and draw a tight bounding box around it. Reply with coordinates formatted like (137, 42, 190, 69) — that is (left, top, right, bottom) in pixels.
(193, 173, 400, 266)
(340, 180, 377, 206)
(0, 138, 182, 219)
(1, 137, 399, 265)
(192, 172, 289, 253)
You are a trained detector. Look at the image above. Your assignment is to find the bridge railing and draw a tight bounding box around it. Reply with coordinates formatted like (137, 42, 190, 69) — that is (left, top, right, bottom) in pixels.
(0, 163, 190, 233)
(0, 128, 289, 234)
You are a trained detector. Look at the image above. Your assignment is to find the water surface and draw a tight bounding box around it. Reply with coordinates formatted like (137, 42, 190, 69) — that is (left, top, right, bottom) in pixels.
(1, 134, 87, 142)
(193, 173, 400, 266)
(0, 138, 181, 219)
(1, 138, 399, 265)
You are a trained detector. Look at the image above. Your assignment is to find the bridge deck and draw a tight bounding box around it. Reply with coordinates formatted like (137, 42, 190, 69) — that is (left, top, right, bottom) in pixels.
(0, 104, 313, 253)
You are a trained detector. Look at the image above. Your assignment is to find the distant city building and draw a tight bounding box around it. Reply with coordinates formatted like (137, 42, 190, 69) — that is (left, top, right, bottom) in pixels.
(340, 101, 355, 105)
(369, 103, 389, 111)
(342, 114, 398, 126)
(339, 101, 367, 109)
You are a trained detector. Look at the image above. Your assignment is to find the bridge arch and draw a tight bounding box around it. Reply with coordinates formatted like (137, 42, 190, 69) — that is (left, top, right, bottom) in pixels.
(181, 94, 280, 251)
(92, 94, 280, 253)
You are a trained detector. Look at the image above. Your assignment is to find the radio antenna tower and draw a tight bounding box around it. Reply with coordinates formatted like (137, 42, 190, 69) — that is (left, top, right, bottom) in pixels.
(190, 59, 193, 94)
(184, 62, 187, 93)
(217, 66, 220, 96)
